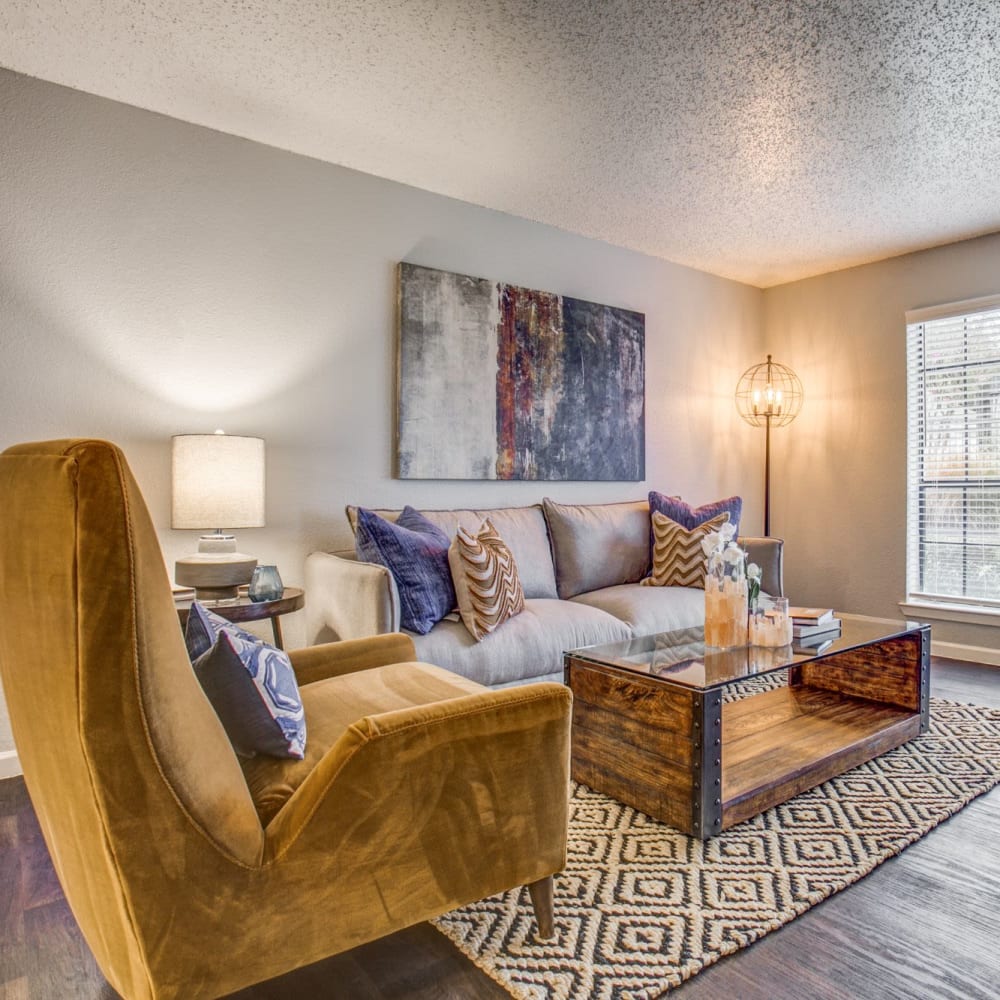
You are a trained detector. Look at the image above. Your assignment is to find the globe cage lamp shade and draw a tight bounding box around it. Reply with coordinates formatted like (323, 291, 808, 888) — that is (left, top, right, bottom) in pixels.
(735, 355, 803, 427)
(735, 356, 802, 537)
(172, 432, 265, 601)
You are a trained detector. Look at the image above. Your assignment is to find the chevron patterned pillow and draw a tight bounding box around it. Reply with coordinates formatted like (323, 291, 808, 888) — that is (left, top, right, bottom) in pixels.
(449, 518, 526, 641)
(642, 510, 731, 588)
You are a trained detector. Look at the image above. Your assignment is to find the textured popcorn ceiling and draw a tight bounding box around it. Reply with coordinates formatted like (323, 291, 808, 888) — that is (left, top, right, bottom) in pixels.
(2, 1, 999, 287)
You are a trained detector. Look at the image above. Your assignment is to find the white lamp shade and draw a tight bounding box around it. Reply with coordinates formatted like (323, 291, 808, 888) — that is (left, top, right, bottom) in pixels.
(171, 434, 265, 530)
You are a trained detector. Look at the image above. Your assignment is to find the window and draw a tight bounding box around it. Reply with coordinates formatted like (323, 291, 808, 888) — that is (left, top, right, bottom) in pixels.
(906, 295, 1000, 611)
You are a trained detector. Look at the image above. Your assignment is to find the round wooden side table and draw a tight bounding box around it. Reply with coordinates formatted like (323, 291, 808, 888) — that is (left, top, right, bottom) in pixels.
(175, 587, 305, 649)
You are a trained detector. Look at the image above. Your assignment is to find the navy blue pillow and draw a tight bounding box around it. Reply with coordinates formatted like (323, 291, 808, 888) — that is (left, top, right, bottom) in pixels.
(354, 506, 456, 635)
(648, 491, 743, 536)
(184, 601, 306, 759)
(184, 601, 259, 660)
(192, 627, 306, 759)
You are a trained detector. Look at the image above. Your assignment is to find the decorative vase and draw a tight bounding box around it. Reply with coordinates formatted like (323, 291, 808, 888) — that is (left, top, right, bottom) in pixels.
(704, 545, 748, 649)
(749, 595, 793, 647)
(248, 565, 284, 603)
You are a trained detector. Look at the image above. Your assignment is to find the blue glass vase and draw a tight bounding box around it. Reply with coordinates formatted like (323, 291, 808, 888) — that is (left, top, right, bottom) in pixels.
(248, 565, 284, 603)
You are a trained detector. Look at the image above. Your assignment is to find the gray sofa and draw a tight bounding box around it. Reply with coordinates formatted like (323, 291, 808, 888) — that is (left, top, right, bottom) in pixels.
(305, 498, 783, 688)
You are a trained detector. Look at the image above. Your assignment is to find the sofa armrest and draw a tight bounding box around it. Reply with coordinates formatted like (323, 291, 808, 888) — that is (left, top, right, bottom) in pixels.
(741, 536, 784, 597)
(287, 633, 417, 687)
(304, 551, 400, 644)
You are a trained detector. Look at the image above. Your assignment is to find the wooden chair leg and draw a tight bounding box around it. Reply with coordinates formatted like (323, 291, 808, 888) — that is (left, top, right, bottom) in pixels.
(527, 875, 555, 939)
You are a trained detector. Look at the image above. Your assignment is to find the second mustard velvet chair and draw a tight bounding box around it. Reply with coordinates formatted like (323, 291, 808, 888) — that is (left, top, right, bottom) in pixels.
(0, 439, 572, 1000)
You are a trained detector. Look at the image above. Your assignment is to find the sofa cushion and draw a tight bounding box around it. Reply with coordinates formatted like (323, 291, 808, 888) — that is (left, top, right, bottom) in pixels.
(644, 510, 730, 588)
(411, 597, 630, 686)
(542, 498, 651, 599)
(347, 504, 558, 600)
(449, 518, 525, 640)
(570, 584, 706, 638)
(354, 506, 455, 635)
(240, 661, 485, 825)
(649, 490, 743, 536)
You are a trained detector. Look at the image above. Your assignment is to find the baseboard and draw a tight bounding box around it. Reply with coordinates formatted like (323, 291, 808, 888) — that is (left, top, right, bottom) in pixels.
(0, 749, 22, 779)
(838, 613, 1000, 667)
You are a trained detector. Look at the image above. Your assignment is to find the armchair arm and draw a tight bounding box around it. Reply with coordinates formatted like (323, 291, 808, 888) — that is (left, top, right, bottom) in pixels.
(304, 551, 400, 643)
(263, 683, 573, 903)
(287, 633, 416, 687)
(740, 536, 784, 597)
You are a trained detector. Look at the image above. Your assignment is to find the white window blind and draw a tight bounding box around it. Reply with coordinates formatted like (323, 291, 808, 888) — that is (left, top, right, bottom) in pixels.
(906, 296, 1000, 610)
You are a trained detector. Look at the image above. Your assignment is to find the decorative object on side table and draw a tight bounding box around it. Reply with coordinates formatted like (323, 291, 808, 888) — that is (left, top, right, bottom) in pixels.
(702, 521, 748, 648)
(172, 431, 265, 600)
(735, 354, 803, 536)
(249, 565, 284, 602)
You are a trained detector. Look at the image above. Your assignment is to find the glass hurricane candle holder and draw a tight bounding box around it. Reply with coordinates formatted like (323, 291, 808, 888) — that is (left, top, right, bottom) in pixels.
(749, 595, 793, 647)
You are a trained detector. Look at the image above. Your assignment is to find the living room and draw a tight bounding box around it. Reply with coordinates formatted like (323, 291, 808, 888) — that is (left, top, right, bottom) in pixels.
(1, 3, 998, 998)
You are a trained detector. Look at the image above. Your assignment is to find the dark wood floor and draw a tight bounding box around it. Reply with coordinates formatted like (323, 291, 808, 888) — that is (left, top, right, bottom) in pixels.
(2, 658, 998, 1000)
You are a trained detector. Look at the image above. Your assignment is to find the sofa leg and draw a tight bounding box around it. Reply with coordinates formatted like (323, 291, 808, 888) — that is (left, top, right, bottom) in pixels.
(527, 875, 555, 939)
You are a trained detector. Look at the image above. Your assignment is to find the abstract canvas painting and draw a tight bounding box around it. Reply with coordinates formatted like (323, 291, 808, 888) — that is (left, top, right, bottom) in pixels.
(396, 263, 645, 480)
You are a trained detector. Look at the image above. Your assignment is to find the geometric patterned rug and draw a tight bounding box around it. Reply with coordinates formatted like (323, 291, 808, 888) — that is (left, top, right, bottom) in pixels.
(432, 698, 1000, 999)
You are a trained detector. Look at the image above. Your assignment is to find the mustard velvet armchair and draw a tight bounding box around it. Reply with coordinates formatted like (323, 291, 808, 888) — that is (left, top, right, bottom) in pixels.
(0, 440, 572, 1000)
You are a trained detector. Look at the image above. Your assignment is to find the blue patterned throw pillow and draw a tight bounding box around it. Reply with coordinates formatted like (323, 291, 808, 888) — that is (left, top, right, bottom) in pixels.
(648, 491, 743, 536)
(354, 505, 456, 635)
(186, 601, 306, 759)
(184, 601, 259, 660)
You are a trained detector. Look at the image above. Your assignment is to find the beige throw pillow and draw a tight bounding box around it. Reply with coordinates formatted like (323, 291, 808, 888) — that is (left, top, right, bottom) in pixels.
(642, 510, 731, 588)
(449, 518, 525, 640)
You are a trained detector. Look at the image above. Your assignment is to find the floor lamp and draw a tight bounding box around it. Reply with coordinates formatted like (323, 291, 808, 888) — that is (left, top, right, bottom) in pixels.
(735, 355, 803, 537)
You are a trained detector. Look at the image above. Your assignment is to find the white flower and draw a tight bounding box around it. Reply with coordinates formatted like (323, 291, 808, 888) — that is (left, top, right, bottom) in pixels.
(701, 534, 718, 557)
(723, 544, 743, 566)
(747, 562, 761, 581)
(719, 522, 737, 544)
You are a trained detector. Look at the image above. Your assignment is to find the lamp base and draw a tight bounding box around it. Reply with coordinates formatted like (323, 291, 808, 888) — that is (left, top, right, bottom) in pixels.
(175, 533, 257, 602)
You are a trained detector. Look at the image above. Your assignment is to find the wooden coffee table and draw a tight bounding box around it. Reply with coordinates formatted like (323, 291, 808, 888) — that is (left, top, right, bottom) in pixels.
(564, 619, 931, 838)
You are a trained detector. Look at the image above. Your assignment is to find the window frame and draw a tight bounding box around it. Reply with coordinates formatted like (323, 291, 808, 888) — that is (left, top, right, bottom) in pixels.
(903, 293, 1000, 626)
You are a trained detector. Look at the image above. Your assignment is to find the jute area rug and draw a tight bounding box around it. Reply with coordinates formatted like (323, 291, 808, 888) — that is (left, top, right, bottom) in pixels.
(432, 698, 1000, 1000)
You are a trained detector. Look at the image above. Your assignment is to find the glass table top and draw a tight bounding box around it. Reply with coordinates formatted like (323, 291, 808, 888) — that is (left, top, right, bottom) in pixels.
(566, 618, 925, 692)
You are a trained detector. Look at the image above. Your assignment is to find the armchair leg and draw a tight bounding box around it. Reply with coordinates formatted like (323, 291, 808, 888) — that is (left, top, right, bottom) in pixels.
(527, 875, 555, 939)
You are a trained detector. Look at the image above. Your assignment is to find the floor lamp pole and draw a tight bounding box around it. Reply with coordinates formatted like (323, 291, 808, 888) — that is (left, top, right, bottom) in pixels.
(763, 413, 772, 538)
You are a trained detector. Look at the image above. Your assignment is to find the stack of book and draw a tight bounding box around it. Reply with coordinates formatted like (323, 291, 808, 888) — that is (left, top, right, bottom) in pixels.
(788, 607, 841, 647)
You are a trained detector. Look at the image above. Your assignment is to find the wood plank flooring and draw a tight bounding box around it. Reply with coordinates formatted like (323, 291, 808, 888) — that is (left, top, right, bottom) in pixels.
(1, 658, 997, 999)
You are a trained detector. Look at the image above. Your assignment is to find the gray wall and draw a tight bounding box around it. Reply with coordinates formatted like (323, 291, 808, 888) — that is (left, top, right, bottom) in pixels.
(765, 232, 1000, 650)
(0, 69, 765, 757)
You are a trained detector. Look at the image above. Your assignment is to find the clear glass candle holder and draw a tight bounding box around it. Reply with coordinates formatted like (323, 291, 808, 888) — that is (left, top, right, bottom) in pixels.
(248, 565, 284, 603)
(749, 595, 792, 647)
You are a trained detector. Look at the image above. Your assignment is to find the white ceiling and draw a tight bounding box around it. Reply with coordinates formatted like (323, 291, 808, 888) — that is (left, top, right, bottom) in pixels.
(2, 1, 999, 287)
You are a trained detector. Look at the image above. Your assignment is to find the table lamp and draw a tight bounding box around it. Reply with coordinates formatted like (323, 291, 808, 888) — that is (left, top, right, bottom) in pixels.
(735, 355, 802, 537)
(172, 431, 265, 601)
